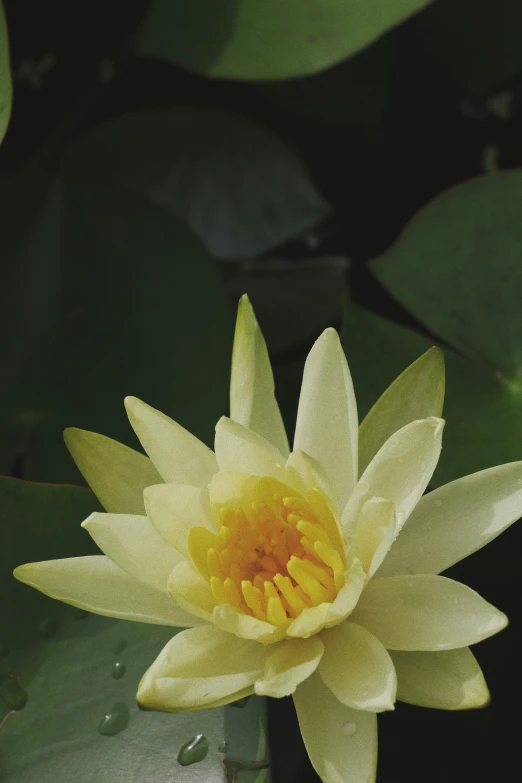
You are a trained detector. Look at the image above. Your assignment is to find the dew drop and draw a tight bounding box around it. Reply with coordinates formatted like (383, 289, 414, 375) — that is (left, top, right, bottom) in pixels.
(178, 734, 209, 766)
(72, 607, 89, 620)
(38, 617, 57, 638)
(111, 638, 127, 655)
(218, 741, 229, 754)
(0, 672, 28, 710)
(435, 499, 442, 508)
(229, 696, 251, 709)
(111, 662, 126, 680)
(97, 702, 130, 736)
(342, 721, 357, 737)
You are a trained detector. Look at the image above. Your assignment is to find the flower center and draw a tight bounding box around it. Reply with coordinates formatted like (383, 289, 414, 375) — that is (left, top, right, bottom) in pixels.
(188, 477, 345, 626)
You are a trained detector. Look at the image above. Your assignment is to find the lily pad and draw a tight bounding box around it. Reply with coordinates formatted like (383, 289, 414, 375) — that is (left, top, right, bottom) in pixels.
(0, 169, 232, 483)
(136, 0, 433, 80)
(342, 171, 522, 485)
(0, 477, 269, 782)
(62, 108, 330, 260)
(0, 2, 11, 145)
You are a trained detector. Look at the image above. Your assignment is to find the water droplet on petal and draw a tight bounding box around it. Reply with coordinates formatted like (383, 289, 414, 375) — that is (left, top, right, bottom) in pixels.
(111, 638, 127, 655)
(178, 734, 209, 766)
(38, 617, 57, 638)
(229, 696, 251, 709)
(435, 499, 442, 508)
(342, 721, 357, 736)
(218, 741, 229, 754)
(111, 662, 126, 680)
(0, 672, 28, 710)
(97, 702, 130, 736)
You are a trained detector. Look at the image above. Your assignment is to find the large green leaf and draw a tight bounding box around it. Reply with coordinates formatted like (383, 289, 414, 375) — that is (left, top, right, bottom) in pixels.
(420, 0, 522, 98)
(62, 108, 330, 260)
(0, 2, 11, 145)
(136, 0, 433, 80)
(341, 305, 522, 487)
(343, 172, 522, 484)
(0, 477, 269, 782)
(0, 169, 232, 483)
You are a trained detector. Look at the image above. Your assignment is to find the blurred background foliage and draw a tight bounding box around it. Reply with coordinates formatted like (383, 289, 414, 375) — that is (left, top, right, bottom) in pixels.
(1, 1, 522, 781)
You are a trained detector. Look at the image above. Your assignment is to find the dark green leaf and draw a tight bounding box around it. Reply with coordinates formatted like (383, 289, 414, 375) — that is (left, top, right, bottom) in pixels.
(136, 0, 433, 80)
(0, 170, 232, 483)
(0, 477, 269, 782)
(62, 108, 330, 260)
(420, 0, 522, 98)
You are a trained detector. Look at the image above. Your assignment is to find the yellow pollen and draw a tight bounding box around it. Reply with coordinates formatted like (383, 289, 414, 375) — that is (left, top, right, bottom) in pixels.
(188, 477, 346, 626)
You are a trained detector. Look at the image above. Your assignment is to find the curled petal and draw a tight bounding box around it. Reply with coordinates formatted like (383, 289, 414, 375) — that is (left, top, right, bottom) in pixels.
(255, 637, 324, 698)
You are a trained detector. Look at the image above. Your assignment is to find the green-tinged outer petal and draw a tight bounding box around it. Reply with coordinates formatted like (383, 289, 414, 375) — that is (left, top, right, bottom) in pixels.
(349, 497, 395, 581)
(124, 396, 217, 485)
(230, 294, 289, 456)
(287, 559, 366, 638)
(293, 671, 378, 783)
(351, 574, 507, 651)
(82, 512, 182, 593)
(144, 483, 214, 558)
(14, 555, 199, 626)
(214, 416, 287, 480)
(137, 625, 271, 712)
(0, 2, 12, 146)
(168, 560, 216, 622)
(390, 648, 490, 710)
(320, 622, 397, 712)
(342, 417, 444, 537)
(294, 328, 358, 510)
(64, 427, 162, 514)
(255, 637, 324, 697)
(378, 462, 522, 578)
(213, 603, 288, 644)
(358, 347, 445, 475)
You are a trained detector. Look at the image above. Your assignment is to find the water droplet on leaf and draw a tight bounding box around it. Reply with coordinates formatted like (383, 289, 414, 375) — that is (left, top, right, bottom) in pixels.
(218, 741, 229, 754)
(178, 734, 209, 766)
(111, 662, 126, 680)
(342, 721, 357, 736)
(0, 672, 28, 710)
(97, 702, 130, 736)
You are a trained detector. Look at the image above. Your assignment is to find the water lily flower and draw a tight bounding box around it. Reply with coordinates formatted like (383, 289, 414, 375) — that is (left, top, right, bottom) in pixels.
(15, 296, 522, 783)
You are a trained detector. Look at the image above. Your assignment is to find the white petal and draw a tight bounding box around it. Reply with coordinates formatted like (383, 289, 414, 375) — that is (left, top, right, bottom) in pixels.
(138, 625, 271, 712)
(342, 417, 444, 537)
(358, 347, 445, 475)
(144, 483, 214, 559)
(293, 671, 378, 783)
(64, 427, 162, 514)
(124, 396, 217, 485)
(82, 512, 182, 593)
(285, 449, 340, 510)
(379, 462, 522, 578)
(14, 556, 199, 626)
(255, 637, 324, 697)
(214, 416, 287, 480)
(168, 560, 216, 622)
(390, 648, 490, 710)
(320, 622, 397, 712)
(230, 294, 290, 457)
(349, 497, 395, 581)
(294, 328, 358, 510)
(351, 574, 507, 651)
